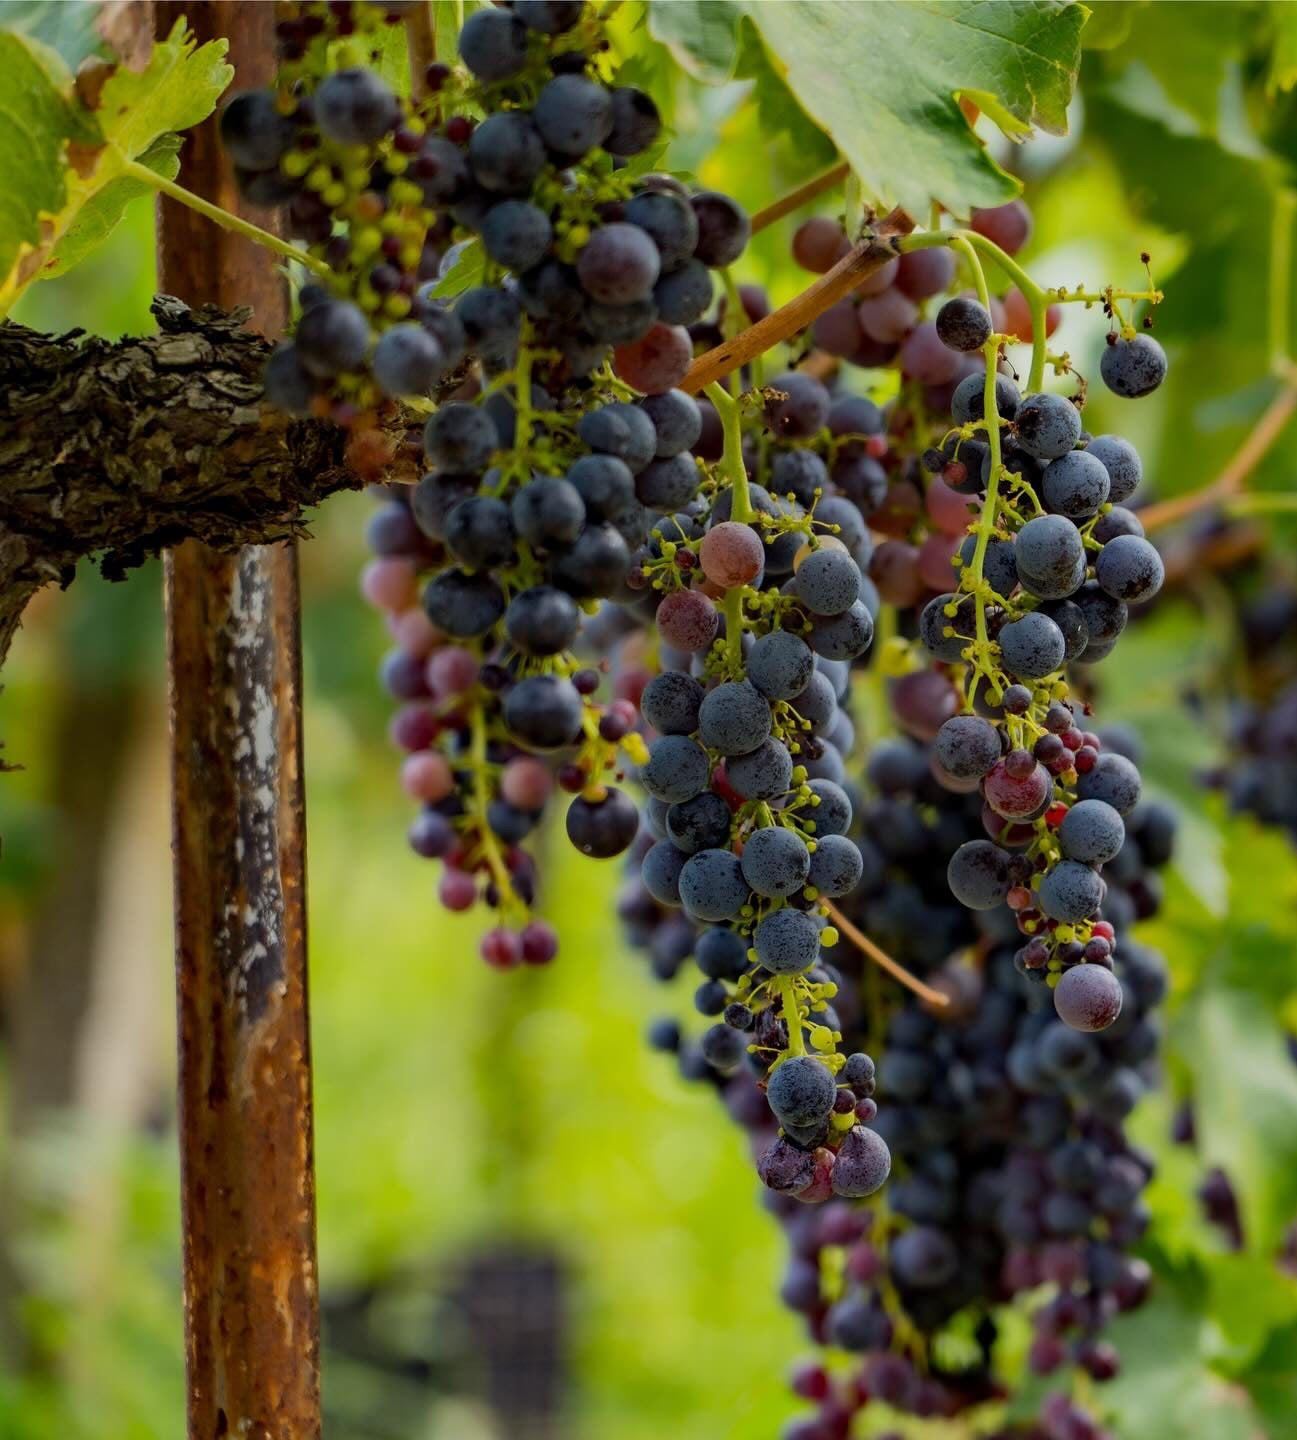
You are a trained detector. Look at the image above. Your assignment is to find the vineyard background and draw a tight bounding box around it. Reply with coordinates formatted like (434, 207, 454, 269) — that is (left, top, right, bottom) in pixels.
(2, 2, 1297, 1438)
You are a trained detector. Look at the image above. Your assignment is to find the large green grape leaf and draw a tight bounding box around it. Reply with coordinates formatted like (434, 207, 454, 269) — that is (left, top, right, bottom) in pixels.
(1101, 1273, 1260, 1440)
(1270, 4, 1297, 94)
(1240, 1318, 1297, 1433)
(0, 19, 232, 314)
(1182, 984, 1297, 1256)
(42, 132, 182, 280)
(0, 33, 90, 300)
(650, 0, 1088, 215)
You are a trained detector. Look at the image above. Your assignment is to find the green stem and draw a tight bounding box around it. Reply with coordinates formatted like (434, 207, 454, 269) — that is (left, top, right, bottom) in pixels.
(1271, 189, 1295, 373)
(1223, 492, 1297, 515)
(724, 584, 745, 673)
(469, 696, 517, 908)
(123, 160, 332, 278)
(951, 235, 1003, 680)
(508, 318, 535, 479)
(705, 380, 752, 523)
(899, 227, 1048, 390)
(777, 975, 805, 1056)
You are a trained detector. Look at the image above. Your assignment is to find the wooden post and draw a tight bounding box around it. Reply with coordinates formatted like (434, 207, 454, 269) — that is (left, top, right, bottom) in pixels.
(155, 4, 321, 1437)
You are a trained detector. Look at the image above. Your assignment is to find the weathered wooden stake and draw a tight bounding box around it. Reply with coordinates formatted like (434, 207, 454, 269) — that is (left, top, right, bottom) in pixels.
(156, 4, 321, 1436)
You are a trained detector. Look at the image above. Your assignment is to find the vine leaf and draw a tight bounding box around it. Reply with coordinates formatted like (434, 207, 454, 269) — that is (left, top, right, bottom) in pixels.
(44, 133, 184, 280)
(430, 237, 485, 299)
(0, 19, 233, 315)
(650, 0, 1087, 215)
(1270, 4, 1297, 95)
(0, 33, 94, 302)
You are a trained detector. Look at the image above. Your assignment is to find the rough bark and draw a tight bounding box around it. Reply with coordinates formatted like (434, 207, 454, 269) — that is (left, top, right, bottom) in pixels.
(0, 296, 382, 667)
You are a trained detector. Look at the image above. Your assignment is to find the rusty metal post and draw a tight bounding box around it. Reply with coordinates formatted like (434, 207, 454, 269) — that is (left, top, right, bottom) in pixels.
(155, 4, 321, 1437)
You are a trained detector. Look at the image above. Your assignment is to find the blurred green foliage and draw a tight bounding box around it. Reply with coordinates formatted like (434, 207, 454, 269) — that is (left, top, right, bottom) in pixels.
(3, 2, 1297, 1437)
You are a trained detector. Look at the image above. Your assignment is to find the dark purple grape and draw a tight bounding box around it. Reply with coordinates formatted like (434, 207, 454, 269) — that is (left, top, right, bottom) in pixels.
(468, 111, 545, 195)
(503, 674, 585, 750)
(315, 68, 398, 144)
(1059, 799, 1125, 865)
(807, 833, 864, 897)
(1054, 963, 1124, 1031)
(511, 476, 585, 547)
(372, 323, 445, 398)
(1014, 514, 1086, 599)
(936, 297, 992, 352)
(512, 1, 584, 34)
(1015, 392, 1082, 460)
(690, 191, 750, 267)
(725, 738, 794, 801)
(767, 1056, 836, 1127)
(652, 258, 713, 324)
(263, 343, 314, 415)
(606, 87, 661, 155)
(626, 189, 699, 271)
(1100, 334, 1167, 398)
(1076, 752, 1141, 814)
(741, 827, 811, 898)
(505, 585, 580, 655)
(295, 300, 370, 378)
(999, 611, 1066, 680)
(678, 847, 749, 922)
(458, 6, 529, 81)
(1038, 860, 1105, 921)
(1086, 434, 1142, 502)
(533, 74, 613, 159)
(698, 681, 772, 757)
(1095, 535, 1164, 604)
(480, 199, 553, 270)
(947, 840, 1011, 909)
(422, 568, 506, 637)
(566, 788, 639, 858)
(455, 285, 521, 368)
(220, 90, 296, 171)
(1041, 450, 1111, 519)
(666, 792, 733, 855)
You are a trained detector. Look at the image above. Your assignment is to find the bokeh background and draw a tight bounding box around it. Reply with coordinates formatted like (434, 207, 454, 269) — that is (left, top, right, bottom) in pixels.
(3, 3, 1297, 1437)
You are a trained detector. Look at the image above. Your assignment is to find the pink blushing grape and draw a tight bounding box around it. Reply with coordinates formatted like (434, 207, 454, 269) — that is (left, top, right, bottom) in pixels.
(401, 749, 454, 802)
(500, 756, 552, 809)
(427, 645, 479, 697)
(361, 556, 418, 611)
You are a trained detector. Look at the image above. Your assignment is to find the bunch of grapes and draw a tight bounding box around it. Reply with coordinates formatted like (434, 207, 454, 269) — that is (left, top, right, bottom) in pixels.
(223, 0, 764, 960)
(221, 0, 747, 417)
(782, 201, 1170, 1034)
(630, 713, 1173, 1439)
(594, 373, 886, 1202)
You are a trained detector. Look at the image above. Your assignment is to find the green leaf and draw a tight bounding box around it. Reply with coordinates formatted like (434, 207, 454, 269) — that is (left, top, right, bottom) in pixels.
(351, 20, 411, 97)
(0, 18, 232, 313)
(1182, 984, 1297, 1255)
(648, 0, 745, 81)
(1080, 0, 1136, 50)
(1102, 1272, 1259, 1440)
(648, 1, 1087, 213)
(91, 18, 231, 163)
(731, 18, 835, 174)
(43, 132, 182, 280)
(0, 0, 104, 68)
(1112, 2, 1246, 136)
(430, 237, 485, 299)
(1203, 1251, 1297, 1371)
(1269, 4, 1297, 95)
(1240, 1317, 1297, 1432)
(0, 33, 87, 299)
